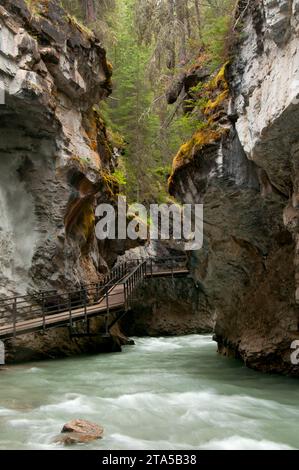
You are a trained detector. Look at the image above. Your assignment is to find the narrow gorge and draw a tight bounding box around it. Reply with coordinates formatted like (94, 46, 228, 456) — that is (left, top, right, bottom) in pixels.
(0, 0, 299, 372)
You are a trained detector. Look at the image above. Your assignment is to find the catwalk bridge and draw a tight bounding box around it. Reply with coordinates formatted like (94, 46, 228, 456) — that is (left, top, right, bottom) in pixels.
(0, 258, 189, 340)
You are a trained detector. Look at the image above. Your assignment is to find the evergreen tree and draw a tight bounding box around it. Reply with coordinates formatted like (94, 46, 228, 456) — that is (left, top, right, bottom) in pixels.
(61, 0, 236, 203)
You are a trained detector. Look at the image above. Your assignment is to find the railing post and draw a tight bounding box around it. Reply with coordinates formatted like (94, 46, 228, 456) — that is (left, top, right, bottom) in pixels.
(171, 258, 174, 284)
(42, 292, 46, 332)
(68, 293, 73, 330)
(105, 286, 110, 335)
(13, 297, 17, 338)
(84, 288, 88, 332)
(150, 259, 153, 277)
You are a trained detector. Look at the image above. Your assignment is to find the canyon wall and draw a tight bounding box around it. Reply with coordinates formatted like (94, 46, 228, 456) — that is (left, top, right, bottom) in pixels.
(0, 0, 130, 359)
(169, 0, 299, 376)
(0, 0, 115, 300)
(121, 277, 215, 337)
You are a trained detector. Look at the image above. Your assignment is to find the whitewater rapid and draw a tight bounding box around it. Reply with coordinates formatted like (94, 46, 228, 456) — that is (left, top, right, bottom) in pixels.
(0, 335, 298, 450)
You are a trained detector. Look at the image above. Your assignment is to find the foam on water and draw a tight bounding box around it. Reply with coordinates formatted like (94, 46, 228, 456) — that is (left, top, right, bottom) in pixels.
(200, 436, 294, 450)
(39, 395, 94, 414)
(26, 367, 43, 374)
(0, 335, 298, 450)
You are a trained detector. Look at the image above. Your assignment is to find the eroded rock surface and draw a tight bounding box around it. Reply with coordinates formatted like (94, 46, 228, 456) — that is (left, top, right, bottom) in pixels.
(169, 0, 299, 375)
(0, 0, 114, 299)
(122, 277, 215, 337)
(0, 1, 134, 360)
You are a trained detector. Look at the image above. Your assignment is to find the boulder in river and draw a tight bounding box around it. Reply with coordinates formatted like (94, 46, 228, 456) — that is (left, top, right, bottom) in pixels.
(56, 419, 104, 445)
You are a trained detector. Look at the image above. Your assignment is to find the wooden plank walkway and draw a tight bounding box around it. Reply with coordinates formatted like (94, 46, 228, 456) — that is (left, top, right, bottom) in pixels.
(149, 269, 189, 277)
(0, 263, 189, 340)
(0, 283, 125, 340)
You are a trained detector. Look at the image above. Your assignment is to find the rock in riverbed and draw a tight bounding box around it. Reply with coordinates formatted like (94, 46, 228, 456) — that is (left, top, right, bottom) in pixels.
(56, 419, 104, 445)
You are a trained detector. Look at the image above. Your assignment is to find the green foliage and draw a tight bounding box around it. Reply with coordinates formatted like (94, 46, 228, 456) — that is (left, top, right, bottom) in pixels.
(67, 14, 94, 37)
(103, 0, 166, 203)
(113, 168, 127, 187)
(201, 1, 235, 69)
(61, 0, 117, 45)
(24, 0, 45, 16)
(59, 0, 236, 205)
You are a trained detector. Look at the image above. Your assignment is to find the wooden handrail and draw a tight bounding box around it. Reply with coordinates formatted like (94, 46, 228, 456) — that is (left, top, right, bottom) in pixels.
(0, 257, 189, 340)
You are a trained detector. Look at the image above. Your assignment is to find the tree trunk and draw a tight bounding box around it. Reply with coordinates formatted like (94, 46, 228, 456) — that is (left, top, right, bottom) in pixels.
(167, 0, 176, 70)
(81, 0, 96, 23)
(194, 0, 202, 37)
(185, 0, 192, 39)
(176, 0, 187, 65)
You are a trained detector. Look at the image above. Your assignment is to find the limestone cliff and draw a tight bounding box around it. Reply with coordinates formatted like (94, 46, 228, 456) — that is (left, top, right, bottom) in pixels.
(169, 0, 299, 376)
(0, 0, 115, 300)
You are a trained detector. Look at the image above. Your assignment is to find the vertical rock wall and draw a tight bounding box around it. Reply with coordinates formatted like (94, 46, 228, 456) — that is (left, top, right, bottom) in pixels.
(0, 0, 115, 298)
(169, 0, 299, 375)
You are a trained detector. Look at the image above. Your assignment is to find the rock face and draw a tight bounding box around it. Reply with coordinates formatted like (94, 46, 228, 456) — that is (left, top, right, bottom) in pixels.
(57, 419, 103, 445)
(0, 1, 134, 360)
(169, 0, 299, 375)
(0, 0, 114, 300)
(4, 315, 126, 364)
(121, 277, 215, 337)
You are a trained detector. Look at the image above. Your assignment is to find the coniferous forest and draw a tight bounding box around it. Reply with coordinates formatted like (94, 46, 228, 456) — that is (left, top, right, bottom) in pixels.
(62, 0, 236, 202)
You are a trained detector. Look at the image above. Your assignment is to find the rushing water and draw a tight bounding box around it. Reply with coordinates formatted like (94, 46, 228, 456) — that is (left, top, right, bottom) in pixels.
(0, 335, 298, 450)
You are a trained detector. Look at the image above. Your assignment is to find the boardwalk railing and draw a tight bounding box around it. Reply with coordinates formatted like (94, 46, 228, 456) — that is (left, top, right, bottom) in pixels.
(0, 261, 130, 328)
(0, 256, 188, 339)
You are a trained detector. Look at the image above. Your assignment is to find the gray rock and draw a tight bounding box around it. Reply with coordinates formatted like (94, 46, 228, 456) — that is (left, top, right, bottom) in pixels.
(0, 0, 114, 302)
(169, 0, 299, 376)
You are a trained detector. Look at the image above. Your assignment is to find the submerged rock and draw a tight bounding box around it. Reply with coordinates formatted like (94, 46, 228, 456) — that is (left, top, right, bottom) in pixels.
(56, 419, 104, 445)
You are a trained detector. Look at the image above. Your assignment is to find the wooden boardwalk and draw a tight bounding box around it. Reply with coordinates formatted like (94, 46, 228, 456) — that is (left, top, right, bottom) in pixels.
(0, 284, 125, 340)
(0, 260, 189, 340)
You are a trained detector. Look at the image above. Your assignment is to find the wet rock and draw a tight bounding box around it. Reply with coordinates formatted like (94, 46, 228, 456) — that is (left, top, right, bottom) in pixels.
(4, 317, 129, 363)
(56, 419, 104, 445)
(122, 277, 214, 336)
(166, 73, 186, 104)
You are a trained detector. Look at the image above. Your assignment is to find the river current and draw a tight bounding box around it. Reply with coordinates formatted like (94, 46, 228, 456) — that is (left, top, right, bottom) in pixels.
(0, 335, 298, 450)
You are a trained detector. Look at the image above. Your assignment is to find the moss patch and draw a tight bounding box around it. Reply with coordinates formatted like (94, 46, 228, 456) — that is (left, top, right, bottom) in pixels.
(67, 14, 94, 39)
(24, 0, 50, 18)
(101, 171, 119, 197)
(169, 62, 230, 187)
(171, 126, 225, 173)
